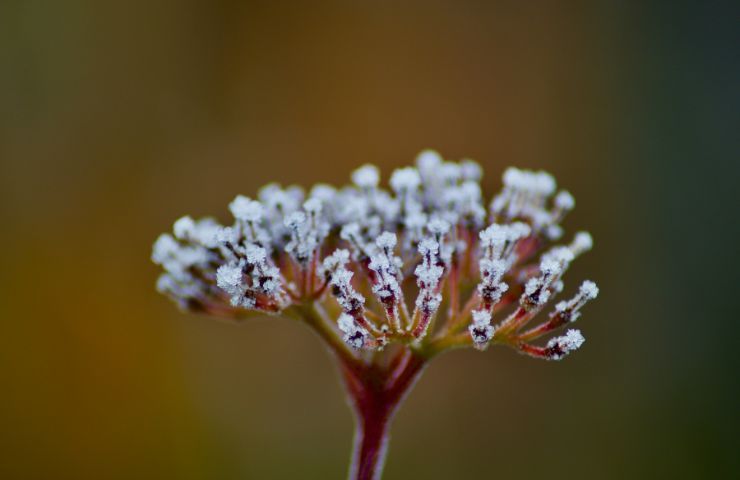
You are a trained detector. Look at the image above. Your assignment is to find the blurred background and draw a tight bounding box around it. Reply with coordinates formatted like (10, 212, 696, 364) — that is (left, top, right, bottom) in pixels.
(1, 1, 738, 479)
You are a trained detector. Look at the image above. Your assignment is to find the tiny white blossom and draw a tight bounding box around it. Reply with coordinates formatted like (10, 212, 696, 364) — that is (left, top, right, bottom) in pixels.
(351, 164, 380, 189)
(229, 195, 264, 222)
(554, 190, 575, 210)
(390, 167, 421, 192)
(415, 149, 443, 172)
(376, 231, 397, 250)
(571, 231, 593, 255)
(173, 216, 196, 240)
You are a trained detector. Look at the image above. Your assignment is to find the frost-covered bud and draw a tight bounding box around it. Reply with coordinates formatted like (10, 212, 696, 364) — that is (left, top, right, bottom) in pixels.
(243, 243, 265, 264)
(152, 233, 179, 265)
(151, 232, 211, 278)
(352, 164, 380, 189)
(478, 258, 509, 305)
(283, 200, 328, 267)
(416, 150, 443, 175)
(554, 190, 575, 211)
(259, 184, 304, 213)
(321, 249, 350, 280)
(580, 280, 599, 299)
(284, 211, 306, 230)
(509, 222, 532, 239)
(376, 231, 397, 250)
(460, 159, 482, 182)
(216, 262, 243, 294)
(541, 246, 575, 271)
(367, 232, 405, 328)
(533, 171, 556, 195)
(368, 255, 402, 304)
(229, 195, 264, 222)
(439, 162, 462, 184)
(570, 231, 593, 256)
(490, 167, 576, 239)
(477, 223, 529, 307)
(551, 280, 599, 323)
(173, 216, 196, 240)
(414, 241, 443, 299)
(545, 329, 585, 360)
(390, 167, 421, 192)
(458, 182, 486, 225)
(311, 183, 336, 212)
(328, 264, 366, 316)
(469, 310, 495, 350)
(212, 239, 288, 311)
(156, 273, 206, 309)
(284, 211, 310, 264)
(479, 222, 530, 268)
(480, 224, 508, 256)
(338, 313, 370, 350)
(428, 218, 450, 237)
(309, 184, 336, 203)
(340, 223, 370, 258)
(303, 198, 322, 215)
(217, 261, 251, 307)
(410, 234, 449, 339)
(546, 225, 564, 241)
(226, 195, 273, 249)
(502, 167, 555, 194)
(172, 216, 221, 248)
(521, 259, 563, 309)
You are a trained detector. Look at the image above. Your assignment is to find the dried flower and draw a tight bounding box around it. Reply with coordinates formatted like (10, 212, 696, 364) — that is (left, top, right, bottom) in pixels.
(152, 151, 599, 479)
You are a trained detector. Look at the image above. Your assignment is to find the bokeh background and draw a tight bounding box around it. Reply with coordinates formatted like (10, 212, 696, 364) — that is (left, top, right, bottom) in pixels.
(1, 1, 738, 479)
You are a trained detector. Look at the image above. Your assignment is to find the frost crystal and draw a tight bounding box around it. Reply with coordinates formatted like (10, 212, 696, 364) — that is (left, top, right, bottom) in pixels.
(153, 150, 598, 359)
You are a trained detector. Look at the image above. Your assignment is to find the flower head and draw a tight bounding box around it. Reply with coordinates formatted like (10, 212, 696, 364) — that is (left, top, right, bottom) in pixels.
(153, 151, 599, 361)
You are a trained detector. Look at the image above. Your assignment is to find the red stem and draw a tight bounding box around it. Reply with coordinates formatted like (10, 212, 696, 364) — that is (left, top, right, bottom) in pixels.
(342, 354, 426, 480)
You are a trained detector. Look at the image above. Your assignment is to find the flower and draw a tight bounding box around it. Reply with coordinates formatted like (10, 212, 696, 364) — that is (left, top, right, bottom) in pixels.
(152, 150, 602, 479)
(152, 150, 598, 361)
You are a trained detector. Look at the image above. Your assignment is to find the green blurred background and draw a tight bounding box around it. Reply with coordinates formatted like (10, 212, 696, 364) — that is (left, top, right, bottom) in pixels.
(1, 1, 737, 478)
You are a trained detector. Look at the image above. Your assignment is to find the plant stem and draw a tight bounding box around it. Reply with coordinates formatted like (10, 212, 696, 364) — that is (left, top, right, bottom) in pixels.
(295, 302, 428, 479)
(342, 354, 426, 480)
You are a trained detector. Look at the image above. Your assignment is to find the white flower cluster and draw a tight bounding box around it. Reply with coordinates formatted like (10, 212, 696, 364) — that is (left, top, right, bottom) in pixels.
(490, 167, 575, 240)
(152, 217, 221, 310)
(153, 150, 598, 360)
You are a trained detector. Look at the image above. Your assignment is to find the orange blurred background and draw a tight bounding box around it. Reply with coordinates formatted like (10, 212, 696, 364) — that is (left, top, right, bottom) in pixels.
(1, 1, 737, 479)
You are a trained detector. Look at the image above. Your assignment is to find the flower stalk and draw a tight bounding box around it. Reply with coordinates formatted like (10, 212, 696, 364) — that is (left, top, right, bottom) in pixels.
(152, 150, 599, 479)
